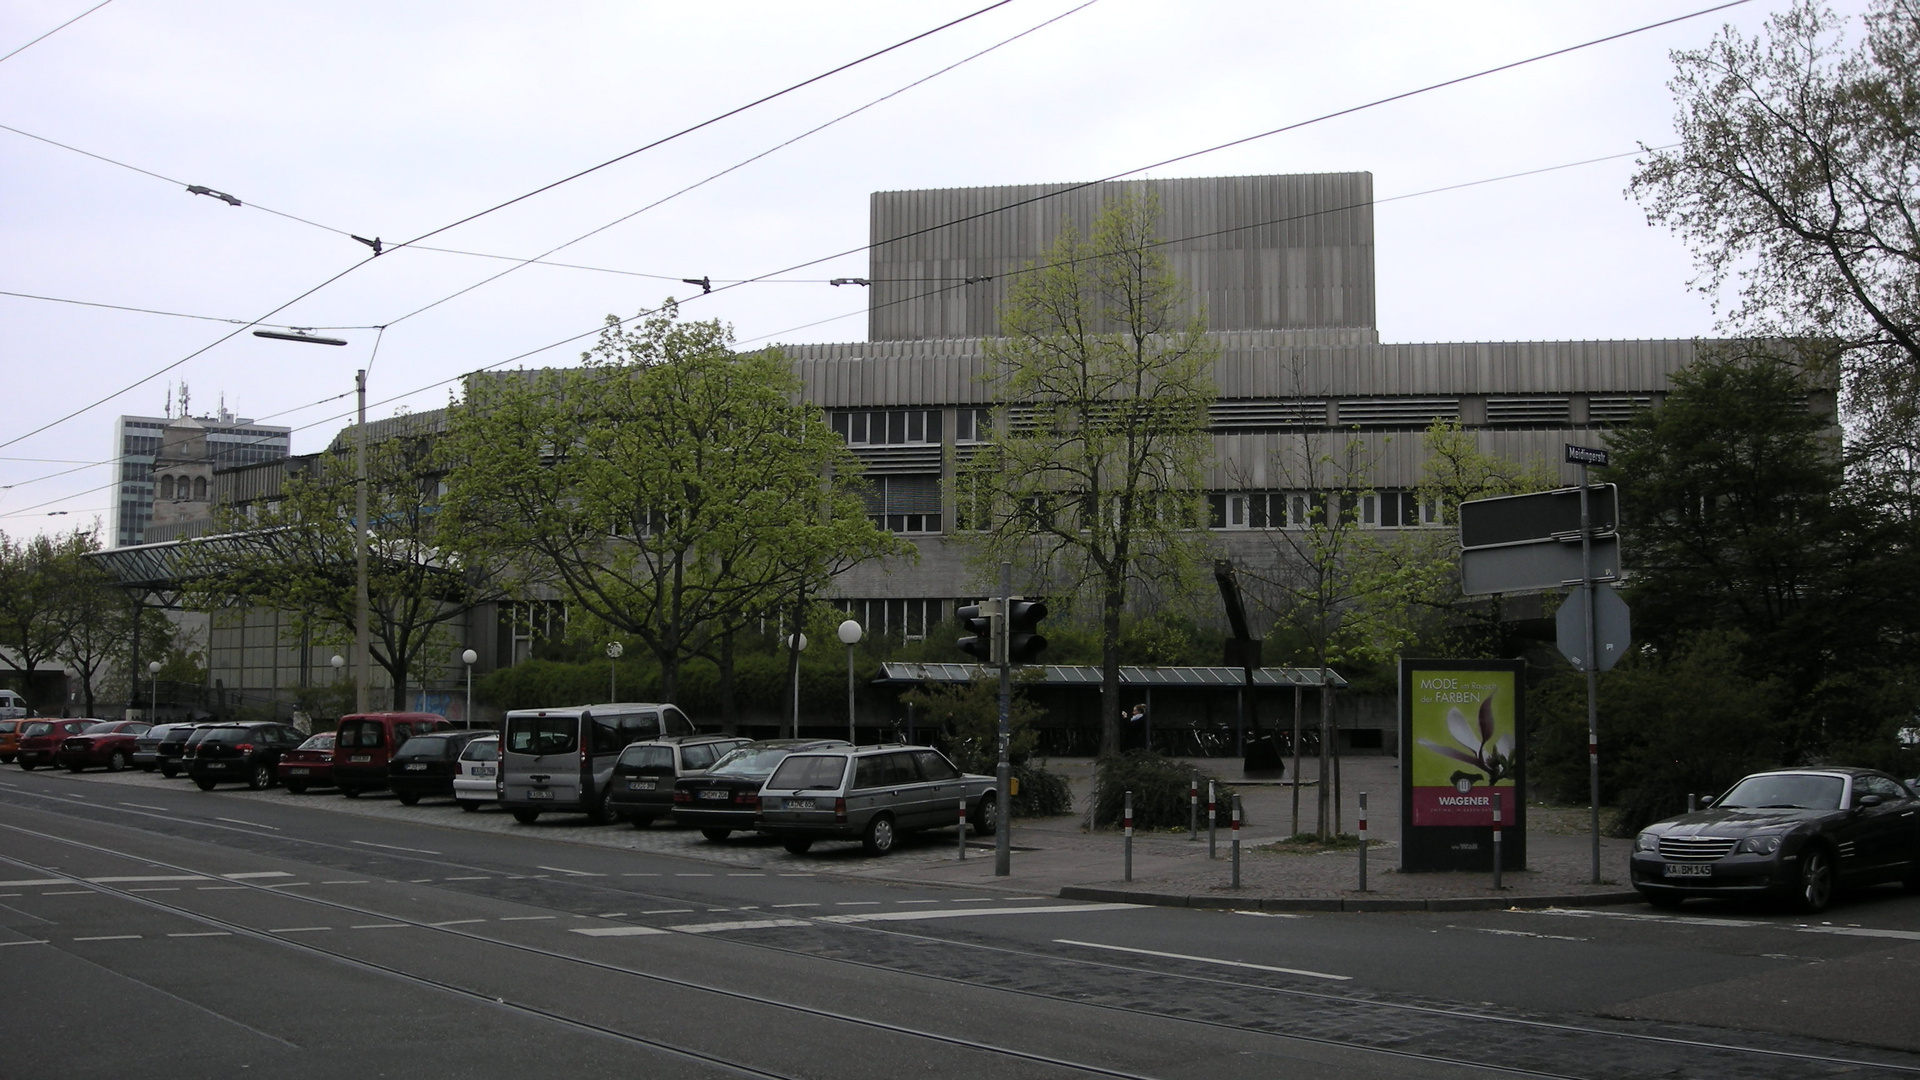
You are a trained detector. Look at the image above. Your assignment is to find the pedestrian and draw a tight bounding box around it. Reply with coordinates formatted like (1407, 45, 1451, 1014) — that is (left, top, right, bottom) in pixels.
(1126, 703, 1147, 751)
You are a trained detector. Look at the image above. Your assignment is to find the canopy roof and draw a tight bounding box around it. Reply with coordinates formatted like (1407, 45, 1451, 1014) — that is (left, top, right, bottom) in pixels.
(877, 662, 1346, 688)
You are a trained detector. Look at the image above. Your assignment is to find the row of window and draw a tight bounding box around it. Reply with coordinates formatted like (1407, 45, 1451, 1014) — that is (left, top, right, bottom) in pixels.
(831, 408, 995, 446)
(158, 474, 208, 501)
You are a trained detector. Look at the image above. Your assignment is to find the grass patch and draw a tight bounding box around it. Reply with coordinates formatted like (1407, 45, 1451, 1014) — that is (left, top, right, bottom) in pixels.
(1259, 832, 1378, 854)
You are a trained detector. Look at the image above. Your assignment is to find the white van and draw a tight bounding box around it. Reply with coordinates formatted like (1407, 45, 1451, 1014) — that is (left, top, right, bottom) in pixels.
(0, 690, 28, 722)
(498, 702, 696, 824)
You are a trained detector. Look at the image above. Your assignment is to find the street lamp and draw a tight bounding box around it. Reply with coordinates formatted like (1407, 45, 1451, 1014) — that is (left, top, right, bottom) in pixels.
(147, 660, 161, 720)
(461, 649, 478, 726)
(837, 619, 862, 745)
(607, 641, 623, 701)
(786, 632, 808, 738)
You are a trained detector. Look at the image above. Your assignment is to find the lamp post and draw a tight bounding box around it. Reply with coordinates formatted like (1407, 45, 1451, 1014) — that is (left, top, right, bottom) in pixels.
(837, 619, 863, 745)
(606, 641, 623, 701)
(461, 649, 477, 725)
(786, 632, 808, 738)
(331, 654, 345, 719)
(147, 660, 161, 720)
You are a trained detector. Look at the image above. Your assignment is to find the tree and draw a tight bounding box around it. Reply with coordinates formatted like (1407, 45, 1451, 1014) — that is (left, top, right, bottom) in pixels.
(1631, 0, 1920, 455)
(444, 304, 902, 721)
(52, 541, 140, 718)
(186, 431, 504, 711)
(0, 529, 90, 711)
(962, 192, 1218, 756)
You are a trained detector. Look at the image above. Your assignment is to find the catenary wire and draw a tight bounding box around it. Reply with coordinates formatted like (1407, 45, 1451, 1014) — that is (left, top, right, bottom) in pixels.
(0, 1, 1021, 456)
(0, 288, 383, 329)
(0, 0, 117, 66)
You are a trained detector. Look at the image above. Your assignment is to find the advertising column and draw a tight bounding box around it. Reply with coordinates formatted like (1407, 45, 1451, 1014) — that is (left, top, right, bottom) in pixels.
(1400, 659, 1525, 872)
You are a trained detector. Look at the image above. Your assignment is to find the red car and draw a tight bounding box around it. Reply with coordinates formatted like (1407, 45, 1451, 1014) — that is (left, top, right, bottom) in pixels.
(278, 732, 336, 793)
(333, 712, 452, 796)
(55, 720, 152, 772)
(17, 719, 102, 770)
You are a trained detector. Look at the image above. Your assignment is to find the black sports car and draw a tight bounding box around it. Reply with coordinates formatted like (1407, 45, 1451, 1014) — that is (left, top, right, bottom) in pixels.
(1630, 767, 1920, 913)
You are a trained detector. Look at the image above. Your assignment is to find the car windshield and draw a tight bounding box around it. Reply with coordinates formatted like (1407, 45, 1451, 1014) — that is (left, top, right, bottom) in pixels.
(708, 746, 797, 777)
(618, 745, 673, 769)
(22, 723, 52, 736)
(460, 739, 498, 762)
(203, 728, 258, 744)
(83, 722, 119, 734)
(394, 736, 455, 761)
(297, 734, 335, 751)
(336, 720, 386, 748)
(1717, 773, 1846, 811)
(767, 755, 848, 791)
(506, 715, 578, 756)
(0, 722, 14, 734)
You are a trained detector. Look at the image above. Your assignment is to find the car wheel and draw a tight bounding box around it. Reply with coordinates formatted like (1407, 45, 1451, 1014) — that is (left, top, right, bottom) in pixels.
(458, 799, 478, 812)
(701, 828, 732, 842)
(248, 763, 272, 791)
(970, 793, 998, 837)
(141, 762, 155, 772)
(589, 790, 617, 825)
(782, 837, 813, 855)
(161, 764, 178, 778)
(512, 807, 541, 824)
(862, 813, 896, 856)
(66, 763, 84, 773)
(631, 815, 654, 829)
(108, 750, 131, 772)
(342, 787, 360, 798)
(285, 782, 307, 795)
(20, 761, 35, 771)
(195, 778, 216, 791)
(397, 790, 420, 806)
(1793, 846, 1835, 914)
(1639, 889, 1685, 910)
(0, 755, 11, 764)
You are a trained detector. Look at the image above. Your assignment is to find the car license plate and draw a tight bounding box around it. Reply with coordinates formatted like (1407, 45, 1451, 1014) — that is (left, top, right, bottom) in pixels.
(473, 766, 495, 777)
(786, 798, 815, 810)
(350, 754, 371, 763)
(527, 789, 554, 800)
(628, 779, 656, 790)
(1663, 863, 1713, 878)
(288, 767, 310, 775)
(406, 763, 427, 770)
(205, 762, 226, 769)
(698, 789, 728, 800)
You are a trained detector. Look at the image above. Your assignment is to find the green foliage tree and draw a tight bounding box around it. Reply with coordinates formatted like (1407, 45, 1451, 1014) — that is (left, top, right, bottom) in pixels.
(1631, 0, 1920, 458)
(0, 529, 93, 711)
(962, 192, 1218, 756)
(444, 304, 904, 723)
(185, 431, 504, 711)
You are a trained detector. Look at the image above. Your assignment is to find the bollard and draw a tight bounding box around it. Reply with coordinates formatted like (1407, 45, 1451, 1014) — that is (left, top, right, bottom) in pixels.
(1492, 790, 1504, 891)
(1687, 792, 1696, 813)
(1189, 773, 1199, 841)
(1207, 780, 1218, 859)
(1124, 789, 1134, 882)
(957, 796, 967, 860)
(1357, 791, 1369, 892)
(1230, 795, 1242, 888)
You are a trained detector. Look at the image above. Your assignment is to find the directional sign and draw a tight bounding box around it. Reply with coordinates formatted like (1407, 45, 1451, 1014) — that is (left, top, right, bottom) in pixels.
(1460, 485, 1618, 550)
(1461, 536, 1621, 596)
(1556, 584, 1631, 672)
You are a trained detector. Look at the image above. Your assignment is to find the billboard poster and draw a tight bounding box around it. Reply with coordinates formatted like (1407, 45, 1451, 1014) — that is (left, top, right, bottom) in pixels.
(1400, 659, 1525, 872)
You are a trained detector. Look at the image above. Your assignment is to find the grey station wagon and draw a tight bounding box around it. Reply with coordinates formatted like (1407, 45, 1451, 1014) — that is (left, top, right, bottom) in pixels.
(755, 744, 998, 856)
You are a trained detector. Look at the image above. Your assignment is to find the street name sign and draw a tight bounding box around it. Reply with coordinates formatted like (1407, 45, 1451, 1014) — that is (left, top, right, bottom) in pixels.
(1459, 485, 1617, 550)
(1461, 536, 1622, 596)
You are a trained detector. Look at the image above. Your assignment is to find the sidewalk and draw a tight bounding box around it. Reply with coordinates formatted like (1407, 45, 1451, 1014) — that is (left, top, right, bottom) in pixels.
(843, 756, 1642, 913)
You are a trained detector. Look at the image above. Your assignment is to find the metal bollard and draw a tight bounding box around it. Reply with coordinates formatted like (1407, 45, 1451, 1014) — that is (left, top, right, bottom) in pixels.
(957, 796, 967, 860)
(1687, 792, 1696, 813)
(1124, 789, 1134, 882)
(1358, 791, 1369, 892)
(1189, 774, 1198, 841)
(1207, 780, 1218, 859)
(1492, 790, 1504, 891)
(1230, 795, 1242, 888)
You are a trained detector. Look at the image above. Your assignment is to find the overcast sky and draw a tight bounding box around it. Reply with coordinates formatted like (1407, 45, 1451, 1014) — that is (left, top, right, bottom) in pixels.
(0, 0, 1842, 536)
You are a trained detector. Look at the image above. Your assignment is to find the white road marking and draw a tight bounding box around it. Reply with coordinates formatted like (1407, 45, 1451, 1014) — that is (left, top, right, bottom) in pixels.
(672, 918, 811, 933)
(215, 817, 278, 830)
(675, 873, 713, 878)
(598, 912, 627, 918)
(498, 915, 555, 922)
(1056, 939, 1350, 981)
(642, 908, 693, 915)
(89, 875, 206, 884)
(319, 880, 369, 885)
(949, 897, 997, 903)
(574, 926, 671, 937)
(428, 919, 485, 927)
(197, 886, 244, 891)
(1798, 925, 1920, 941)
(444, 876, 491, 881)
(223, 872, 293, 880)
(1231, 911, 1305, 919)
(727, 873, 766, 877)
(45, 890, 89, 896)
(770, 903, 819, 909)
(621, 873, 660, 877)
(834, 901, 880, 906)
(167, 932, 230, 938)
(536, 866, 604, 877)
(270, 927, 332, 933)
(1455, 926, 1587, 942)
(75, 935, 141, 942)
(776, 873, 813, 878)
(351, 923, 407, 930)
(897, 900, 939, 905)
(128, 887, 179, 893)
(409, 879, 433, 883)
(119, 803, 169, 811)
(351, 841, 440, 855)
(825, 903, 1135, 925)
(0, 879, 65, 887)
(1525, 908, 1770, 929)
(0, 940, 48, 947)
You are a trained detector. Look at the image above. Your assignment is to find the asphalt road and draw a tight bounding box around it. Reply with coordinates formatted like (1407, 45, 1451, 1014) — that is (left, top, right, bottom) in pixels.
(3, 765, 1918, 1080)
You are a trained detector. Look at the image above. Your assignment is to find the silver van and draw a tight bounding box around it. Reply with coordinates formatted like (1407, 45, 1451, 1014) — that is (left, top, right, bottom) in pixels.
(756, 744, 997, 855)
(499, 702, 695, 824)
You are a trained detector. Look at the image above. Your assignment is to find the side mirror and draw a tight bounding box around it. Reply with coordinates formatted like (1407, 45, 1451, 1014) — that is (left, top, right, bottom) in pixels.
(1857, 794, 1885, 810)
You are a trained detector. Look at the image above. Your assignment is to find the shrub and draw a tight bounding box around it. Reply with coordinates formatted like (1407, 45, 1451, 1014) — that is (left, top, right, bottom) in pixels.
(1091, 751, 1234, 829)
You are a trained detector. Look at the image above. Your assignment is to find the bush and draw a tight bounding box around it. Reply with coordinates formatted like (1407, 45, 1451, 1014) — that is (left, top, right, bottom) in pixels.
(1009, 761, 1073, 818)
(1091, 751, 1234, 829)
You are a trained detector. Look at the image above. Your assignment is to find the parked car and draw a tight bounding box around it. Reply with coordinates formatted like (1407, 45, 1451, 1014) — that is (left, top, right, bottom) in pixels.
(184, 722, 306, 791)
(756, 744, 998, 856)
(277, 732, 337, 793)
(154, 722, 212, 778)
(388, 729, 495, 806)
(55, 720, 151, 772)
(453, 734, 499, 811)
(671, 739, 849, 841)
(134, 722, 195, 772)
(1630, 767, 1920, 913)
(332, 712, 453, 796)
(16, 719, 100, 770)
(500, 702, 698, 825)
(0, 719, 27, 764)
(608, 734, 750, 827)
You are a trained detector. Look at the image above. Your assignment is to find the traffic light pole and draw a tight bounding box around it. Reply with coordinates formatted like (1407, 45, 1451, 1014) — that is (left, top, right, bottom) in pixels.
(995, 561, 1012, 876)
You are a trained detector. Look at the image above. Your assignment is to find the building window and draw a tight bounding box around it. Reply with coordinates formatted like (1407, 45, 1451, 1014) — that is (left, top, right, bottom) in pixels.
(838, 598, 942, 640)
(863, 474, 942, 533)
(1355, 490, 1442, 528)
(953, 407, 993, 443)
(1207, 491, 1324, 529)
(832, 408, 942, 446)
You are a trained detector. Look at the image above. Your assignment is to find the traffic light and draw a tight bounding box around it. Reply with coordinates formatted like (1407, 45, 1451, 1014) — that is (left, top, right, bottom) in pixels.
(1005, 598, 1048, 664)
(956, 600, 1001, 662)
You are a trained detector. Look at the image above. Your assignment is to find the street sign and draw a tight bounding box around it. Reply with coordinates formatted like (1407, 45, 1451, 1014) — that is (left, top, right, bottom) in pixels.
(1565, 444, 1610, 468)
(1556, 584, 1631, 672)
(1460, 485, 1617, 550)
(1461, 536, 1621, 595)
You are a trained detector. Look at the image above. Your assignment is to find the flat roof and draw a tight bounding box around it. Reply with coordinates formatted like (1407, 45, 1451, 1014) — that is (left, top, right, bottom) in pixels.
(878, 662, 1346, 688)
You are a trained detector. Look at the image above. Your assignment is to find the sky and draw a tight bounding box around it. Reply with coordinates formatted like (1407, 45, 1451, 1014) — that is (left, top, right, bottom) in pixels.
(0, 0, 1851, 537)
